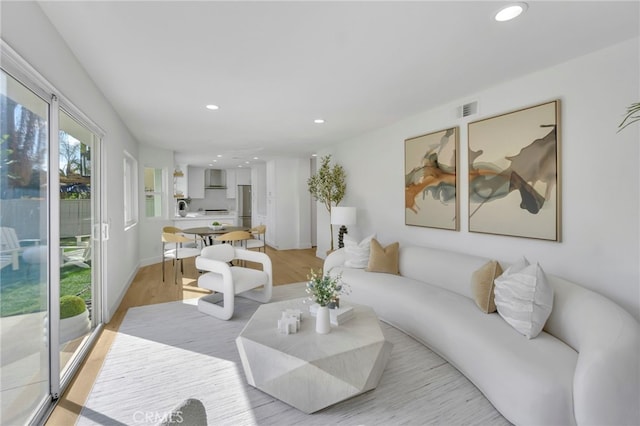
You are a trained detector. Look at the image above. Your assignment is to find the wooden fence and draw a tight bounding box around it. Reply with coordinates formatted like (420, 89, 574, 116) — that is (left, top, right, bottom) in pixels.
(0, 199, 92, 240)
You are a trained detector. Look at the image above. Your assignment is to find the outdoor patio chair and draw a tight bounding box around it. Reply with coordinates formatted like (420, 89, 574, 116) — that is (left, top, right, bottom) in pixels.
(1, 226, 39, 270)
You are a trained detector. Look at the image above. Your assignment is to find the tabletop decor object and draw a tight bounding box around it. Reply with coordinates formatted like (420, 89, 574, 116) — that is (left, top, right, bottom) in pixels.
(305, 269, 348, 334)
(277, 309, 302, 334)
(209, 221, 224, 230)
(177, 199, 188, 217)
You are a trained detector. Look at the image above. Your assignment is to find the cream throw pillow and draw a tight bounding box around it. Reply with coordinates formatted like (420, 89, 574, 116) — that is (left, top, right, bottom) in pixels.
(494, 257, 554, 339)
(344, 233, 376, 269)
(366, 239, 399, 275)
(471, 260, 503, 314)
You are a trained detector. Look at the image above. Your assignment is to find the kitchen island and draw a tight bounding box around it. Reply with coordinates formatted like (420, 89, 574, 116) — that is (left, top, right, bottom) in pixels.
(173, 212, 238, 229)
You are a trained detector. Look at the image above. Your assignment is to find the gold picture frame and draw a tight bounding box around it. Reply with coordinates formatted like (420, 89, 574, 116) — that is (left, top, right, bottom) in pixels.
(468, 100, 561, 241)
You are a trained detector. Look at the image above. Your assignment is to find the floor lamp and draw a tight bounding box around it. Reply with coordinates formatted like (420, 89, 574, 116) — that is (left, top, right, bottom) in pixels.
(331, 207, 357, 249)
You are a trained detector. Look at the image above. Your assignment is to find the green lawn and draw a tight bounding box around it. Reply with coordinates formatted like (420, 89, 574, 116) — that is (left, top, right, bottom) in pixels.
(0, 263, 91, 317)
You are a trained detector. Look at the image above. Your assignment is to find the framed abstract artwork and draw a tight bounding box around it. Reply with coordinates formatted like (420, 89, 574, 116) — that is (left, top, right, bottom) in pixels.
(468, 100, 561, 241)
(405, 126, 459, 230)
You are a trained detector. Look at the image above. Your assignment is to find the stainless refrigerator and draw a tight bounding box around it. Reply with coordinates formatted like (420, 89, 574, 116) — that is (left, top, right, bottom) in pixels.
(238, 185, 252, 228)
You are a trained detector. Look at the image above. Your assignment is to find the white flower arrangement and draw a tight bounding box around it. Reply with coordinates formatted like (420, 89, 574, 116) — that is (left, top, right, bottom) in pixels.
(305, 269, 349, 307)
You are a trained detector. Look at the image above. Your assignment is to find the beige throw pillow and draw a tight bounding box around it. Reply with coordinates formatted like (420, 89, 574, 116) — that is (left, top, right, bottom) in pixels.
(471, 260, 503, 314)
(366, 239, 399, 275)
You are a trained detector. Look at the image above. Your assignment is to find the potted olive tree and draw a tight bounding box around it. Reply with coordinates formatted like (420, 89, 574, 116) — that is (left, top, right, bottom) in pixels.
(308, 155, 346, 252)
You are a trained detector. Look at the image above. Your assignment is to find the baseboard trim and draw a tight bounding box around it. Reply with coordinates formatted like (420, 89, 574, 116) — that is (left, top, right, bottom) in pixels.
(107, 262, 139, 322)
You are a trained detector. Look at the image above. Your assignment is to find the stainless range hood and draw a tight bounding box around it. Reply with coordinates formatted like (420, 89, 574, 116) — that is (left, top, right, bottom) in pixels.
(205, 169, 227, 189)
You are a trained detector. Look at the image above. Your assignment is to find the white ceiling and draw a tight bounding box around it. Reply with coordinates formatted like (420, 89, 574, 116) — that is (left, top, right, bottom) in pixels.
(38, 1, 639, 169)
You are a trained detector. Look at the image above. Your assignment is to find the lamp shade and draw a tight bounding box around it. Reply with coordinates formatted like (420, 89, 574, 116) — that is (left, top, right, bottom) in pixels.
(331, 207, 356, 225)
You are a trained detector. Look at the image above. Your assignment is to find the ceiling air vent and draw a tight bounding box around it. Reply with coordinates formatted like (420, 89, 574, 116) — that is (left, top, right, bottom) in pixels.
(459, 101, 478, 118)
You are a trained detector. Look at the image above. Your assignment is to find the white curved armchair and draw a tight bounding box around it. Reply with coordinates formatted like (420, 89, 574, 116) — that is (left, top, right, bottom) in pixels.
(195, 244, 272, 320)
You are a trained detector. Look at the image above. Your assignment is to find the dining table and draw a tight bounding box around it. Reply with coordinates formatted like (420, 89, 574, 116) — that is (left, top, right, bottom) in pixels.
(182, 226, 250, 246)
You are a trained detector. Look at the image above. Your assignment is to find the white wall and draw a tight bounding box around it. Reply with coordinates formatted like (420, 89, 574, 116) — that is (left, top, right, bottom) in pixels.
(138, 144, 174, 266)
(266, 158, 312, 250)
(1, 2, 141, 321)
(319, 38, 640, 320)
(252, 163, 267, 227)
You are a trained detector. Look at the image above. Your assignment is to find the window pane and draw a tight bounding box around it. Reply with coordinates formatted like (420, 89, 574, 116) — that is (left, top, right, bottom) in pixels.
(123, 152, 138, 228)
(144, 167, 164, 218)
(144, 167, 162, 192)
(145, 194, 162, 218)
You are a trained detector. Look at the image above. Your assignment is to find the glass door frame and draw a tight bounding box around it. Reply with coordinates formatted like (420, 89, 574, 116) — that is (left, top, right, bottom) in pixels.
(1, 40, 106, 424)
(56, 103, 106, 391)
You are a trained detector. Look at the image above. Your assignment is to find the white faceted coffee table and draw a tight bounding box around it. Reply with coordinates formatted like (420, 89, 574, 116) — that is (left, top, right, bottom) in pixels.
(236, 298, 393, 413)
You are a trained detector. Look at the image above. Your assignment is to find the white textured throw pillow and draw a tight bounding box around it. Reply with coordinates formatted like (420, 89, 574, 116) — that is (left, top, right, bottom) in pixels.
(344, 234, 376, 269)
(494, 257, 554, 339)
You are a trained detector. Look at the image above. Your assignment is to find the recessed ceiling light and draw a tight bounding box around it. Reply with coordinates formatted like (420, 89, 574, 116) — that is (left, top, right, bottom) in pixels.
(206, 104, 219, 110)
(216, 154, 222, 158)
(494, 2, 528, 22)
(253, 157, 259, 160)
(245, 161, 250, 164)
(314, 119, 325, 124)
(311, 154, 318, 157)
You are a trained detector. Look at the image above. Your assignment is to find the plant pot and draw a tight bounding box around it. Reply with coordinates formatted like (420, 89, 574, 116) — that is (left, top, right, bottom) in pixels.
(316, 305, 331, 334)
(59, 310, 91, 343)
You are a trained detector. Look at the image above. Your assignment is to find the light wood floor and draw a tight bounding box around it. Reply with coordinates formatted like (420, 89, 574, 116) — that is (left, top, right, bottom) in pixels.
(45, 246, 323, 425)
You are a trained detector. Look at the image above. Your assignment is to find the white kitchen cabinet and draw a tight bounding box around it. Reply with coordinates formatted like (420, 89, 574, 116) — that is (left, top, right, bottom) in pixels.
(226, 169, 237, 199)
(187, 166, 205, 199)
(173, 218, 208, 230)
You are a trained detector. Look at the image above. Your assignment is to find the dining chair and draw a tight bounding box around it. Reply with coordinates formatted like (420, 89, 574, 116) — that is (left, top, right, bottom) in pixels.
(163, 226, 203, 249)
(195, 243, 272, 320)
(245, 225, 266, 252)
(162, 232, 202, 284)
(214, 230, 252, 248)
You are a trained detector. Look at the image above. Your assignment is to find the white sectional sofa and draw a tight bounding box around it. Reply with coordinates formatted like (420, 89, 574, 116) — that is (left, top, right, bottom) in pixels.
(324, 245, 640, 426)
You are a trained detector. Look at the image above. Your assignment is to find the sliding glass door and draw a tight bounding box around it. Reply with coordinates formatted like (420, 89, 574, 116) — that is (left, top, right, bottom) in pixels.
(0, 66, 104, 424)
(0, 68, 51, 426)
(58, 110, 102, 383)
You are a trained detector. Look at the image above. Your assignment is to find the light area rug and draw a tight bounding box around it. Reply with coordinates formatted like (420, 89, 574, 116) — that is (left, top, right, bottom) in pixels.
(77, 283, 509, 426)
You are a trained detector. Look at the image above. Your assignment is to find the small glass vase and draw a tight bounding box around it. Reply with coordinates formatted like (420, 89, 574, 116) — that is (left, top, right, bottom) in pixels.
(316, 305, 331, 334)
